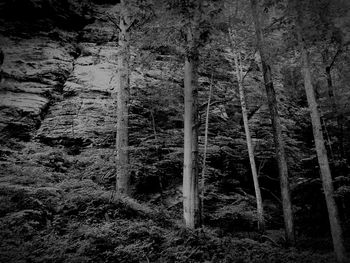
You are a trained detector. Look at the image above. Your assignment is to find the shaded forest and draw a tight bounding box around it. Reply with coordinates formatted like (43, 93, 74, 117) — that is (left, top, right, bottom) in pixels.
(0, 0, 350, 262)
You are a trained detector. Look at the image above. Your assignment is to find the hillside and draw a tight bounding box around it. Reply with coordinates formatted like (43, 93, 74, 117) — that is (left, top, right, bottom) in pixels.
(0, 0, 349, 262)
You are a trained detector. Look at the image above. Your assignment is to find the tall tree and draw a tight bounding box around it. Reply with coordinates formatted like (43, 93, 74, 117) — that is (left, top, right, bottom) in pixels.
(116, 0, 131, 196)
(201, 73, 213, 223)
(322, 45, 346, 161)
(183, 0, 202, 229)
(250, 0, 295, 244)
(294, 3, 347, 262)
(0, 48, 3, 82)
(317, 1, 347, 161)
(229, 33, 265, 231)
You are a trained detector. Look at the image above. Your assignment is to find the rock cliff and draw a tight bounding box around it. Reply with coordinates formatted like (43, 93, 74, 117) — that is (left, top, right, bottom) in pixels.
(0, 0, 240, 189)
(0, 1, 118, 150)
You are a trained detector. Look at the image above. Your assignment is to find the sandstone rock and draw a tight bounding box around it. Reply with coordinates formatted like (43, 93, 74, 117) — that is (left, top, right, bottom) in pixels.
(0, 92, 48, 116)
(0, 36, 75, 142)
(37, 42, 119, 148)
(79, 19, 117, 43)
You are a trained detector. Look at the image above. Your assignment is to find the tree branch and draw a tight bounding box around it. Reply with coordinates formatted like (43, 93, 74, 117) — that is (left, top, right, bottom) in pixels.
(328, 45, 342, 70)
(106, 13, 122, 32)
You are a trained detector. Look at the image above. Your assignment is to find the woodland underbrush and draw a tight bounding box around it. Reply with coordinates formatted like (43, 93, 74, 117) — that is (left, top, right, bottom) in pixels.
(0, 143, 338, 263)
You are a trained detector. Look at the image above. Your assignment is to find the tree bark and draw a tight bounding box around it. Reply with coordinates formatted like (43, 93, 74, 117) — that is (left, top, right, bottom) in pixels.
(0, 48, 3, 82)
(201, 73, 213, 224)
(150, 110, 164, 203)
(183, 0, 202, 229)
(296, 14, 347, 263)
(322, 50, 345, 160)
(250, 0, 295, 244)
(233, 50, 265, 232)
(116, 0, 131, 196)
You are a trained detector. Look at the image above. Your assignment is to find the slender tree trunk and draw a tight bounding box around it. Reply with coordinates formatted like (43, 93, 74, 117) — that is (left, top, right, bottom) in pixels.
(116, 0, 131, 196)
(150, 110, 164, 203)
(250, 0, 295, 244)
(325, 66, 335, 100)
(322, 52, 345, 160)
(0, 48, 3, 82)
(183, 0, 202, 229)
(296, 15, 347, 263)
(233, 50, 265, 232)
(325, 66, 344, 158)
(201, 73, 213, 224)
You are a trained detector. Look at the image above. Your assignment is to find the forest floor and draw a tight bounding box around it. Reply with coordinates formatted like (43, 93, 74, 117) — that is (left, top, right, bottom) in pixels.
(0, 142, 344, 263)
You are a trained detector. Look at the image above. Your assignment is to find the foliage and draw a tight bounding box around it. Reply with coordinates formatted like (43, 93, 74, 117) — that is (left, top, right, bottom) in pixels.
(1, 0, 350, 261)
(0, 183, 336, 263)
(0, 139, 341, 262)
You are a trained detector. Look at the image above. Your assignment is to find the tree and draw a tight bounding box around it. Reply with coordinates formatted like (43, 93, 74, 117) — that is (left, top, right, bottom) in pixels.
(229, 29, 265, 231)
(113, 0, 155, 196)
(316, 0, 349, 163)
(294, 2, 348, 261)
(0, 48, 3, 82)
(116, 0, 131, 196)
(201, 72, 213, 223)
(183, 0, 202, 229)
(250, 0, 295, 244)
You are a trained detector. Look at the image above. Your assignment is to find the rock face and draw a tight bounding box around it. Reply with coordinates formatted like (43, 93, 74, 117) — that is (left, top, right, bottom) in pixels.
(0, 0, 95, 145)
(37, 42, 118, 148)
(0, 0, 232, 153)
(0, 1, 119, 149)
(0, 36, 76, 142)
(0, 0, 186, 152)
(34, 10, 119, 150)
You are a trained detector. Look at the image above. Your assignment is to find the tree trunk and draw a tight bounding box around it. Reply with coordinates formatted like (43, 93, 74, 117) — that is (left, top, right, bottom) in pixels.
(233, 50, 265, 232)
(250, 0, 295, 244)
(116, 0, 131, 196)
(183, 0, 202, 229)
(0, 48, 3, 82)
(322, 52, 345, 160)
(201, 73, 213, 224)
(296, 15, 347, 263)
(150, 110, 164, 203)
(325, 66, 335, 100)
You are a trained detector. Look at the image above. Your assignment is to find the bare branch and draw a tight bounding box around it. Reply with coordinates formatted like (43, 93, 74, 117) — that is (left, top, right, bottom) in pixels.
(106, 13, 122, 32)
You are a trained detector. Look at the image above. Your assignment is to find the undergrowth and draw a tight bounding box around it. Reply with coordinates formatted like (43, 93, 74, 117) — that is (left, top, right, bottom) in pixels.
(0, 143, 337, 263)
